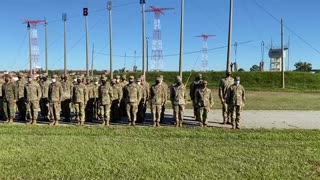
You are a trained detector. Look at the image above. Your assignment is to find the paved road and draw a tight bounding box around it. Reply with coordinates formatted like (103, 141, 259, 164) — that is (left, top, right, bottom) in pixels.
(3, 110, 320, 129)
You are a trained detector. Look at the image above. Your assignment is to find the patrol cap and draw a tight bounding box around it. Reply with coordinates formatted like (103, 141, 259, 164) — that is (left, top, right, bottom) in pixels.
(111, 79, 116, 83)
(140, 75, 145, 80)
(101, 76, 107, 81)
(137, 78, 141, 82)
(203, 80, 208, 84)
(27, 74, 34, 78)
(129, 75, 134, 79)
(176, 76, 182, 82)
(235, 76, 240, 81)
(116, 75, 121, 79)
(93, 77, 98, 82)
(18, 72, 25, 78)
(86, 76, 91, 80)
(159, 75, 164, 80)
(43, 73, 48, 77)
(156, 76, 161, 81)
(197, 73, 202, 78)
(122, 74, 127, 79)
(51, 74, 58, 79)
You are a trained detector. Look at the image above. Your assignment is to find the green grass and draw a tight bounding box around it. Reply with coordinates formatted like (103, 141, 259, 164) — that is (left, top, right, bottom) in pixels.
(0, 125, 320, 179)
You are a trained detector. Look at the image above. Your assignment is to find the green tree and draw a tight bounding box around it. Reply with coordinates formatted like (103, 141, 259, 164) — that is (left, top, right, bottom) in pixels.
(294, 61, 312, 72)
(238, 68, 245, 72)
(250, 65, 260, 72)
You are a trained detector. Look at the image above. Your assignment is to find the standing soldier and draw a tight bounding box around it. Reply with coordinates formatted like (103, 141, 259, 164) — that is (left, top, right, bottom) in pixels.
(39, 73, 50, 120)
(227, 77, 245, 129)
(137, 76, 149, 123)
(48, 75, 63, 125)
(159, 75, 168, 123)
(92, 77, 100, 120)
(219, 71, 234, 124)
(123, 76, 140, 126)
(98, 76, 113, 126)
(194, 81, 214, 127)
(72, 76, 87, 125)
(170, 76, 186, 127)
(16, 73, 27, 121)
(150, 77, 166, 127)
(111, 78, 122, 122)
(0, 74, 3, 120)
(120, 74, 128, 117)
(24, 74, 42, 125)
(2, 74, 17, 123)
(85, 77, 94, 122)
(189, 73, 203, 121)
(61, 74, 73, 122)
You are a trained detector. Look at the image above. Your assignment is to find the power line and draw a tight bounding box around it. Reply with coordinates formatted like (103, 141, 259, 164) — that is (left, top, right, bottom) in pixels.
(254, 0, 320, 55)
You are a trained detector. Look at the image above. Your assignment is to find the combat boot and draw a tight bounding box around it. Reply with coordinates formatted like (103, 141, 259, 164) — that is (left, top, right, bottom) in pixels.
(179, 122, 183, 128)
(153, 121, 156, 127)
(132, 121, 136, 127)
(175, 121, 179, 127)
(106, 121, 110, 127)
(101, 119, 106, 126)
(8, 119, 13, 124)
(5, 119, 9, 123)
(49, 121, 55, 126)
(27, 119, 33, 125)
(156, 121, 160, 127)
(127, 122, 131, 126)
(54, 120, 60, 126)
(80, 121, 85, 126)
(32, 119, 37, 125)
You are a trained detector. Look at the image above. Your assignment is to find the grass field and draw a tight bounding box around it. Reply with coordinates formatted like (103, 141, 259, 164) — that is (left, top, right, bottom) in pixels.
(0, 125, 319, 179)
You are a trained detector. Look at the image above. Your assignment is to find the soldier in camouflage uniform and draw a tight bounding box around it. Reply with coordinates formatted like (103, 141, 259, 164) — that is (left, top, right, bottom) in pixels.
(123, 76, 140, 126)
(189, 73, 203, 121)
(137, 75, 149, 123)
(120, 74, 128, 117)
(194, 81, 214, 127)
(92, 78, 100, 120)
(85, 77, 94, 122)
(111, 78, 122, 122)
(98, 76, 113, 126)
(39, 73, 50, 120)
(24, 74, 42, 125)
(0, 74, 4, 120)
(227, 77, 245, 129)
(219, 71, 234, 124)
(61, 74, 73, 122)
(48, 75, 63, 125)
(72, 76, 87, 125)
(2, 74, 17, 123)
(159, 75, 168, 123)
(16, 73, 27, 121)
(150, 77, 166, 127)
(170, 76, 186, 127)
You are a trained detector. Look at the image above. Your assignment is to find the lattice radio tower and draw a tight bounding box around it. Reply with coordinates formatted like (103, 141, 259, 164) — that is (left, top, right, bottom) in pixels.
(23, 19, 44, 74)
(145, 6, 174, 71)
(196, 34, 215, 71)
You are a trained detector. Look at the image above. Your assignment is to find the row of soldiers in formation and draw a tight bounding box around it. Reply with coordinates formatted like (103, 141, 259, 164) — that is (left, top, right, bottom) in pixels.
(0, 71, 245, 129)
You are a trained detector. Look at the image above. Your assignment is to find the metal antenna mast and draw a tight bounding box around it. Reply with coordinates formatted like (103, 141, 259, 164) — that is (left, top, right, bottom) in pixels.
(195, 34, 215, 71)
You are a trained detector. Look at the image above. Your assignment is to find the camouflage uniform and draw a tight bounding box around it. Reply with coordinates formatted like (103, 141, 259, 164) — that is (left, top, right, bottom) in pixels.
(39, 74, 51, 119)
(159, 75, 168, 123)
(195, 81, 214, 127)
(150, 77, 166, 127)
(123, 76, 140, 126)
(111, 78, 122, 122)
(24, 75, 42, 124)
(137, 77, 149, 123)
(170, 76, 186, 127)
(0, 75, 4, 120)
(72, 77, 87, 125)
(48, 75, 63, 125)
(98, 77, 113, 126)
(16, 73, 27, 121)
(2, 75, 17, 123)
(120, 75, 129, 117)
(219, 71, 234, 124)
(61, 74, 73, 121)
(85, 77, 94, 122)
(189, 74, 203, 121)
(227, 77, 245, 129)
(92, 78, 100, 120)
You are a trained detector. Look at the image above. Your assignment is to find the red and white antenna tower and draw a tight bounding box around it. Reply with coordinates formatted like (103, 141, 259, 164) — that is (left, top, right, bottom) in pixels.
(23, 19, 45, 74)
(145, 6, 174, 71)
(196, 34, 215, 71)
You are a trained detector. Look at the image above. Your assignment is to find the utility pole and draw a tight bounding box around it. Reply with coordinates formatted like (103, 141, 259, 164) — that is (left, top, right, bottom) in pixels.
(226, 0, 233, 72)
(91, 43, 94, 77)
(141, 0, 146, 78)
(63, 13, 67, 75)
(179, 0, 184, 78)
(108, 1, 113, 79)
(146, 37, 149, 72)
(281, 18, 285, 89)
(44, 18, 48, 74)
(84, 8, 89, 77)
(27, 22, 32, 76)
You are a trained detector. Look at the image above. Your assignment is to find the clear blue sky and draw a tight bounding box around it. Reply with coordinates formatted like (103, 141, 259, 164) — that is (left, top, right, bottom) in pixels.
(2, 0, 320, 72)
